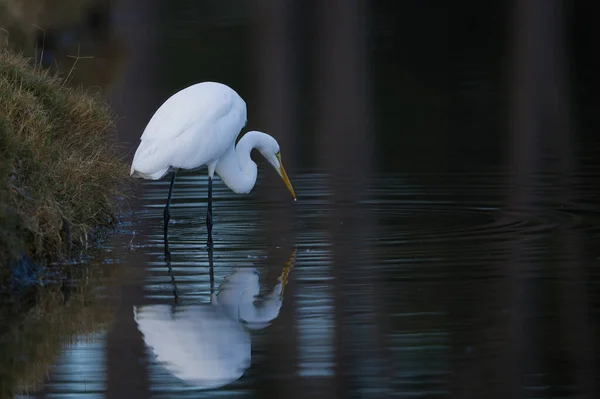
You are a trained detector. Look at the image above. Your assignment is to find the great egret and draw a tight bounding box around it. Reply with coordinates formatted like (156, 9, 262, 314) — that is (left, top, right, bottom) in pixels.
(130, 81, 296, 251)
(134, 250, 296, 389)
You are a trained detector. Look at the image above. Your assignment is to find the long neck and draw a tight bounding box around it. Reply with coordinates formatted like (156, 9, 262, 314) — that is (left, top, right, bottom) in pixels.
(214, 131, 266, 194)
(215, 270, 283, 329)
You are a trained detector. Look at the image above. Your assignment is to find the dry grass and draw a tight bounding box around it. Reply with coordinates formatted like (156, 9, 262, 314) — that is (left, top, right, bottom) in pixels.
(0, 49, 130, 270)
(0, 47, 129, 397)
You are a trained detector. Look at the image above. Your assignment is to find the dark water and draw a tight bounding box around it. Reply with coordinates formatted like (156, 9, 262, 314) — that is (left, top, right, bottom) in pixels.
(7, 167, 600, 398)
(3, 0, 600, 398)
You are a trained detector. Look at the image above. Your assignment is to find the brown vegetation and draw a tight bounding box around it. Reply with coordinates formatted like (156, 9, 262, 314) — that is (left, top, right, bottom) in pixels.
(0, 50, 129, 273)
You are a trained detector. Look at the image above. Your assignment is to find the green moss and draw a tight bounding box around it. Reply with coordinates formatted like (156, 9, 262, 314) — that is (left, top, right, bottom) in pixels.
(0, 49, 129, 269)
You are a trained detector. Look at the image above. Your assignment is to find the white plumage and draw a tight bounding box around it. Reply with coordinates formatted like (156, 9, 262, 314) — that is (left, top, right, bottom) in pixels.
(129, 81, 295, 197)
(129, 81, 296, 249)
(130, 82, 247, 181)
(134, 267, 288, 389)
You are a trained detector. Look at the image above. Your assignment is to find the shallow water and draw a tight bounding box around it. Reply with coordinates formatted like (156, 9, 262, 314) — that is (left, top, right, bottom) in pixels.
(4, 167, 598, 398)
(2, 1, 600, 398)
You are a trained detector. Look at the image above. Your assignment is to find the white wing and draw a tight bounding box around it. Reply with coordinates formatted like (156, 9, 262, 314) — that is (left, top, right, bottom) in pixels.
(130, 82, 247, 179)
(134, 304, 250, 389)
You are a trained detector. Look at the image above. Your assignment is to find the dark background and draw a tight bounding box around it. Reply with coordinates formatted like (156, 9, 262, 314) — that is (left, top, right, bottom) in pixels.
(3, 1, 600, 398)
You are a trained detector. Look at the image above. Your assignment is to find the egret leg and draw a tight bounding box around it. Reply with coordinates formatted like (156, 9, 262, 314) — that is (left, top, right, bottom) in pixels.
(166, 254, 179, 305)
(206, 176, 214, 249)
(208, 241, 215, 293)
(164, 170, 177, 257)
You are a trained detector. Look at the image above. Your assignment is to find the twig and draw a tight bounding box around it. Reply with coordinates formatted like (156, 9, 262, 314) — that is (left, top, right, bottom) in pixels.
(0, 28, 8, 47)
(63, 45, 94, 87)
(32, 24, 46, 70)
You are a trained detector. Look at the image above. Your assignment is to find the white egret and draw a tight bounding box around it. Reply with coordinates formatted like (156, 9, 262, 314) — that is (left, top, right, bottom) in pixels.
(134, 250, 296, 389)
(130, 81, 296, 250)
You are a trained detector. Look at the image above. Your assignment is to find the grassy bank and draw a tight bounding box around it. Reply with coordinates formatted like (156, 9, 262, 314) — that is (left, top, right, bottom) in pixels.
(0, 49, 129, 279)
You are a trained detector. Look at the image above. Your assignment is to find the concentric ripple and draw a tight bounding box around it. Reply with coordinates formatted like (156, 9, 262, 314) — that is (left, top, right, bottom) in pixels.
(16, 168, 600, 398)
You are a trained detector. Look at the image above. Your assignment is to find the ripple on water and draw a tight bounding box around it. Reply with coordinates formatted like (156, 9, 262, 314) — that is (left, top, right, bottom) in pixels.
(17, 169, 600, 398)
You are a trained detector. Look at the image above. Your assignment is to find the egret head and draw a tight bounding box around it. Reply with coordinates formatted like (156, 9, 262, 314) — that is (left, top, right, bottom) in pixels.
(255, 134, 296, 201)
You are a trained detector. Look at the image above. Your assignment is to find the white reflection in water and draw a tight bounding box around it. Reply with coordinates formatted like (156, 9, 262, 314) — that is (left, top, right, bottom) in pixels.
(135, 255, 294, 390)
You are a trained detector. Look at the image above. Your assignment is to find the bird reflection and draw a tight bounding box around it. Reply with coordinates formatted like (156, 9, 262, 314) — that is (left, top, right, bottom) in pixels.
(134, 249, 296, 390)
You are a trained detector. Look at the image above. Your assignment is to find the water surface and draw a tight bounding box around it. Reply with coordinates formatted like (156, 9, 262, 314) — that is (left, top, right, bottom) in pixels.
(2, 1, 600, 398)
(5, 167, 598, 398)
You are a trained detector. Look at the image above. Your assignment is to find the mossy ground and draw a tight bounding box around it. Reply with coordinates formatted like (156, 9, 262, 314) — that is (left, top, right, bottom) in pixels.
(0, 49, 130, 279)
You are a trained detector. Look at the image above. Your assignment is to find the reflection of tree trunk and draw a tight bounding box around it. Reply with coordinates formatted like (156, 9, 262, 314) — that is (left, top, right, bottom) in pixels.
(494, 1, 596, 398)
(252, 0, 297, 172)
(508, 0, 543, 203)
(106, 282, 150, 399)
(556, 222, 597, 399)
(317, 1, 372, 180)
(104, 0, 160, 397)
(251, 1, 300, 397)
(104, 0, 161, 150)
(501, 1, 550, 397)
(546, 2, 596, 397)
(316, 1, 387, 396)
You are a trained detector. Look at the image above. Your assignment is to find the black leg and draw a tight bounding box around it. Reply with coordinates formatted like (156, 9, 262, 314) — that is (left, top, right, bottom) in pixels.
(164, 170, 177, 258)
(206, 176, 214, 249)
(206, 177, 214, 296)
(166, 255, 179, 305)
(208, 242, 215, 294)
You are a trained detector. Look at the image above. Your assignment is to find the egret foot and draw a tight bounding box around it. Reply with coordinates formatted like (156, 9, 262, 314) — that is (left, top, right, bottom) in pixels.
(163, 205, 171, 253)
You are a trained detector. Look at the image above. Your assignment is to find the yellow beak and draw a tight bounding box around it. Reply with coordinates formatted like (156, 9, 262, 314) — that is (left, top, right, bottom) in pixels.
(279, 247, 297, 298)
(276, 153, 296, 201)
